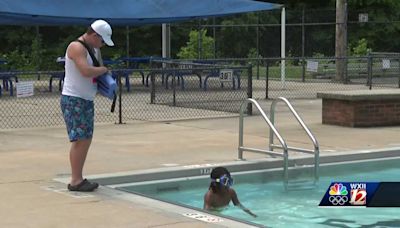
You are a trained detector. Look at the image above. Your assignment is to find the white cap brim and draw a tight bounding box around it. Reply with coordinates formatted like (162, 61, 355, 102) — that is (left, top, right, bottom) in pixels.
(102, 36, 114, 46)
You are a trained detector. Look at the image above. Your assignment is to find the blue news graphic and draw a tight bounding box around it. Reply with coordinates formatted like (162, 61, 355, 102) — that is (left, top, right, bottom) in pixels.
(319, 182, 380, 207)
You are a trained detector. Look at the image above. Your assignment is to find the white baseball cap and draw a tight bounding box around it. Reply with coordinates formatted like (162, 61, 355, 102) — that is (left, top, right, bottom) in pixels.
(90, 19, 114, 46)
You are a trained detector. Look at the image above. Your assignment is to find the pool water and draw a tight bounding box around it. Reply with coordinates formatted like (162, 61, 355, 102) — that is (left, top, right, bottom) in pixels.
(119, 158, 400, 227)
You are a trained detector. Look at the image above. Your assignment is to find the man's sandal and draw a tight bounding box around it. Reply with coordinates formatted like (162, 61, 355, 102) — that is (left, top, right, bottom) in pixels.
(67, 179, 99, 192)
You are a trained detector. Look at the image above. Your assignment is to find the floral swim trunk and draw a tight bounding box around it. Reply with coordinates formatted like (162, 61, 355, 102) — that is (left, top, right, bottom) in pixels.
(60, 95, 94, 142)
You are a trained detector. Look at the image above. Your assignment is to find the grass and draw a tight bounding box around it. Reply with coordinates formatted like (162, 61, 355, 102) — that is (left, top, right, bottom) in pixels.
(251, 65, 314, 80)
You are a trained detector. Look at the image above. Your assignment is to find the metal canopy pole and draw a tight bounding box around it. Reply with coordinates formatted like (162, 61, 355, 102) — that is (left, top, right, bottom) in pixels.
(162, 23, 171, 59)
(280, 7, 286, 89)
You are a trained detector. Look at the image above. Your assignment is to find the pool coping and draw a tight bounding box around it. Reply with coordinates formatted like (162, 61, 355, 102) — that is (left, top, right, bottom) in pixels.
(100, 185, 262, 228)
(54, 147, 400, 228)
(56, 147, 400, 186)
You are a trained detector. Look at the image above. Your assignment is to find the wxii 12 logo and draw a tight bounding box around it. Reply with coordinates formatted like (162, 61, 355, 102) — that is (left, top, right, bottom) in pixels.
(349, 183, 367, 205)
(319, 182, 367, 207)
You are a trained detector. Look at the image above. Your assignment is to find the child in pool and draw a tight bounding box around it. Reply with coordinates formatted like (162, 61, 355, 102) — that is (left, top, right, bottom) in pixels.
(203, 167, 257, 217)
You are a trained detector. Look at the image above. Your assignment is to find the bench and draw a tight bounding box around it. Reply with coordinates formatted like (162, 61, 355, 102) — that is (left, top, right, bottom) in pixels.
(145, 68, 202, 90)
(145, 62, 241, 91)
(49, 71, 65, 92)
(112, 69, 145, 92)
(311, 60, 399, 80)
(0, 72, 18, 96)
(317, 89, 400, 127)
(311, 63, 368, 79)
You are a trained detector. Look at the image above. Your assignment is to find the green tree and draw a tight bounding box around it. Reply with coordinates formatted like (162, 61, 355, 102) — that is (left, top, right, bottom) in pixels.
(30, 35, 44, 70)
(349, 38, 371, 56)
(247, 48, 263, 65)
(177, 29, 214, 59)
(218, 13, 261, 58)
(347, 0, 400, 53)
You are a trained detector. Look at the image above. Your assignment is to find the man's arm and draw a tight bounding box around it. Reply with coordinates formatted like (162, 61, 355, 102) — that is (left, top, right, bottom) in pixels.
(67, 42, 108, 77)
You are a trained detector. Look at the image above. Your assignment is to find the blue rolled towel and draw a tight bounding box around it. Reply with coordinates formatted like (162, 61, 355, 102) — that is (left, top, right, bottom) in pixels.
(97, 72, 116, 99)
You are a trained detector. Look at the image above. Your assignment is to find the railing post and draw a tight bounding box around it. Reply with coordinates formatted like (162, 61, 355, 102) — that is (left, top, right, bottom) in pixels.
(302, 57, 306, 82)
(117, 73, 123, 124)
(247, 64, 253, 115)
(150, 59, 156, 104)
(150, 71, 155, 104)
(283, 151, 288, 191)
(398, 57, 400, 88)
(345, 56, 349, 84)
(265, 61, 269, 99)
(367, 55, 373, 90)
(314, 147, 320, 182)
(172, 70, 176, 106)
(238, 101, 246, 160)
(269, 99, 277, 151)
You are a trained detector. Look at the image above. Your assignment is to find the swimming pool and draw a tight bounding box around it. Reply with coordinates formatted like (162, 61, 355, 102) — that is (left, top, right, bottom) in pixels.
(114, 157, 400, 228)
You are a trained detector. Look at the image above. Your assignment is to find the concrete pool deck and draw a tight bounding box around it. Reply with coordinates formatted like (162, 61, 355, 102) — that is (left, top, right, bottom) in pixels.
(1, 99, 400, 227)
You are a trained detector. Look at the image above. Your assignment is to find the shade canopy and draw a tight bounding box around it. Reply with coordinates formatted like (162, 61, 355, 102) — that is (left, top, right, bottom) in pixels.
(0, 0, 280, 26)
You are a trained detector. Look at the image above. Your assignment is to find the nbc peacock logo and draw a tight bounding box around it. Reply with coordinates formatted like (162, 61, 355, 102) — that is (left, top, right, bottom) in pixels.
(328, 183, 349, 206)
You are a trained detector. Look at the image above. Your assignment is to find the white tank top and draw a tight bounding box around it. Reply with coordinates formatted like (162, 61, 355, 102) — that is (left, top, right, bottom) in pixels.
(62, 46, 99, 101)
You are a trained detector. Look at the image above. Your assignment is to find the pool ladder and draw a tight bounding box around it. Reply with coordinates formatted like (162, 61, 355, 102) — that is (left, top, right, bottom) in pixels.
(238, 98, 320, 191)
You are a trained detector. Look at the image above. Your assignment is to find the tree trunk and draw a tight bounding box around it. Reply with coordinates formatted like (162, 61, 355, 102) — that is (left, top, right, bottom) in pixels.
(335, 0, 347, 81)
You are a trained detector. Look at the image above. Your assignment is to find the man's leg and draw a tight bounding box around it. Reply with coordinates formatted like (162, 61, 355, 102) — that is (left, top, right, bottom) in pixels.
(69, 138, 92, 186)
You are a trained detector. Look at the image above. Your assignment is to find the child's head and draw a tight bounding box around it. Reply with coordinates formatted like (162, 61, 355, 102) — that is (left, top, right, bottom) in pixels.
(209, 167, 234, 193)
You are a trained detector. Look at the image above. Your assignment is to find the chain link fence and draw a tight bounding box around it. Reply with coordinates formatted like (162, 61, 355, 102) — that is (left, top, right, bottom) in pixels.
(167, 8, 400, 59)
(150, 60, 250, 118)
(260, 55, 400, 99)
(0, 56, 399, 129)
(2, 6, 400, 71)
(0, 71, 118, 129)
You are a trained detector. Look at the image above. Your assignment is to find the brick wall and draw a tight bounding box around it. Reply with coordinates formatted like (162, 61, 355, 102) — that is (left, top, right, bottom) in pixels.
(322, 99, 400, 127)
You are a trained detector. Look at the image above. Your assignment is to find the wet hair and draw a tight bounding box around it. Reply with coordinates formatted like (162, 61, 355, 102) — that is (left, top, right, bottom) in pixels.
(209, 167, 231, 193)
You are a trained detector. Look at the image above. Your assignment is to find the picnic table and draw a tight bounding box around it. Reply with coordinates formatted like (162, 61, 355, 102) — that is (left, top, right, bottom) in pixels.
(53, 57, 137, 92)
(112, 57, 171, 90)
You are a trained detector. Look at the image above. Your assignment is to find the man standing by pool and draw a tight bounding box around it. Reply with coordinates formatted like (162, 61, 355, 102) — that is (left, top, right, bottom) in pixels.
(60, 19, 114, 191)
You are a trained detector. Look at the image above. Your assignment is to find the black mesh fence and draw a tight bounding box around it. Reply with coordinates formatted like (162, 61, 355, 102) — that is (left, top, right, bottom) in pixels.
(2, 7, 400, 70)
(250, 56, 400, 99)
(149, 60, 250, 119)
(0, 71, 118, 129)
(117, 60, 251, 122)
(0, 56, 398, 129)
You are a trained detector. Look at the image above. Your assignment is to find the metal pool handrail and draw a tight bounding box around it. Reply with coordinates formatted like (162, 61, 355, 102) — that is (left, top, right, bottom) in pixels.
(270, 97, 319, 185)
(238, 98, 289, 189)
(238, 98, 320, 190)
